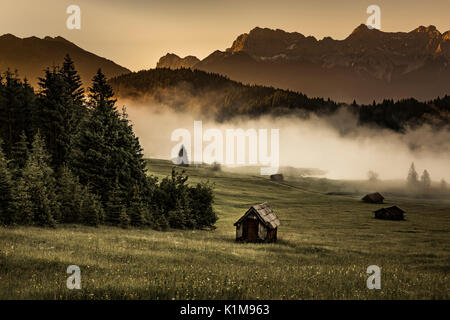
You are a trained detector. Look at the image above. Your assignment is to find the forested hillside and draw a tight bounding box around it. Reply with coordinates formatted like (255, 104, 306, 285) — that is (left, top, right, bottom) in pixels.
(0, 56, 216, 230)
(110, 68, 450, 132)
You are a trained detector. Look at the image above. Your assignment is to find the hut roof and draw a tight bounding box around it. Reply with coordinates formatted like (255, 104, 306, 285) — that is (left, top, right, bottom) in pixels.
(374, 206, 405, 215)
(362, 192, 384, 203)
(234, 202, 281, 229)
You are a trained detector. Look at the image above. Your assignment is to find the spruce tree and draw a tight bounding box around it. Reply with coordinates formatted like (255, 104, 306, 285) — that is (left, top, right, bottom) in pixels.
(0, 71, 34, 156)
(420, 170, 431, 190)
(36, 67, 76, 168)
(20, 133, 59, 227)
(80, 186, 104, 227)
(70, 69, 148, 206)
(105, 180, 125, 226)
(9, 131, 29, 179)
(119, 207, 130, 229)
(407, 162, 419, 187)
(60, 54, 86, 126)
(0, 140, 13, 225)
(56, 165, 83, 223)
(128, 185, 149, 227)
(9, 178, 34, 225)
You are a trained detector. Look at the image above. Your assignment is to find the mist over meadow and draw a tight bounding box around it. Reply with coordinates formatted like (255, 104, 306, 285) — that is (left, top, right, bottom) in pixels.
(122, 100, 450, 181)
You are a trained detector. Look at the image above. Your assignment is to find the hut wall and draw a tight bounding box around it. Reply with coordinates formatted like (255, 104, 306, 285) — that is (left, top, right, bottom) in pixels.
(258, 223, 267, 240)
(236, 223, 243, 239)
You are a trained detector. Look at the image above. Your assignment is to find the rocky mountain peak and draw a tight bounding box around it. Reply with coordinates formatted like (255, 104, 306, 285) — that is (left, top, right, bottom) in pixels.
(156, 53, 200, 69)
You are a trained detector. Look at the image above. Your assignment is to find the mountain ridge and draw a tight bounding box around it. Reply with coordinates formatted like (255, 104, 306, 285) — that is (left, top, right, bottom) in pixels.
(157, 24, 450, 103)
(0, 34, 130, 88)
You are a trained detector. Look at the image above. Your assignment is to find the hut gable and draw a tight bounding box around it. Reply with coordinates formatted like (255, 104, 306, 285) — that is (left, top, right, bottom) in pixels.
(234, 202, 280, 242)
(374, 206, 405, 220)
(362, 192, 384, 204)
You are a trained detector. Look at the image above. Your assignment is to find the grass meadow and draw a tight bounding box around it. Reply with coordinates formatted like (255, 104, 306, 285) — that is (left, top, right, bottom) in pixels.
(0, 159, 449, 299)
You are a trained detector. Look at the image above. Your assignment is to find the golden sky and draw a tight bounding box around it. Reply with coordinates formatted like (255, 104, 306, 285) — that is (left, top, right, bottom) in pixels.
(1, 0, 449, 71)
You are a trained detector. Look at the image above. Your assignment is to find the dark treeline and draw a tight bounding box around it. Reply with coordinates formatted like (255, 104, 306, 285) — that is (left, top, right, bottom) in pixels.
(110, 68, 450, 131)
(0, 55, 217, 229)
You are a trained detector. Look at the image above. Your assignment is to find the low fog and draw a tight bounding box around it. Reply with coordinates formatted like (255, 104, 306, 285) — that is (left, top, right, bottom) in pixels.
(121, 100, 450, 181)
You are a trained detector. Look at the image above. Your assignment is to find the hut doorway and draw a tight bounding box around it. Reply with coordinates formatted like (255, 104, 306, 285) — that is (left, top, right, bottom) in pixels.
(243, 219, 259, 241)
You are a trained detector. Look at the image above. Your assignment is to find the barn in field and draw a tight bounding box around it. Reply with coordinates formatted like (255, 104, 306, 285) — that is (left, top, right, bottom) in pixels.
(234, 202, 280, 243)
(270, 174, 284, 182)
(362, 192, 384, 204)
(374, 206, 405, 220)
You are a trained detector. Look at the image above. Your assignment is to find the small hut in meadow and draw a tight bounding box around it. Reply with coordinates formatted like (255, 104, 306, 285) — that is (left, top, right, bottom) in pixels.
(234, 202, 280, 243)
(270, 173, 284, 182)
(173, 145, 189, 166)
(362, 192, 384, 204)
(374, 206, 405, 220)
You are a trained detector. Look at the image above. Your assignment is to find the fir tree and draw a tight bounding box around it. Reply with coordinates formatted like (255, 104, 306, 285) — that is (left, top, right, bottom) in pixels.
(70, 69, 148, 205)
(420, 170, 431, 190)
(9, 177, 34, 225)
(56, 165, 84, 223)
(0, 71, 35, 156)
(9, 131, 29, 179)
(407, 162, 419, 187)
(60, 54, 86, 126)
(128, 185, 149, 227)
(0, 140, 13, 225)
(36, 67, 78, 168)
(104, 179, 126, 226)
(80, 186, 104, 227)
(20, 133, 59, 227)
(119, 207, 130, 229)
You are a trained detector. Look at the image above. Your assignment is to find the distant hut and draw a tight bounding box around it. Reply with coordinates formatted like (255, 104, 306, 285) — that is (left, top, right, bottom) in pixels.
(234, 202, 280, 243)
(173, 145, 189, 166)
(270, 174, 284, 182)
(374, 206, 405, 220)
(362, 192, 384, 204)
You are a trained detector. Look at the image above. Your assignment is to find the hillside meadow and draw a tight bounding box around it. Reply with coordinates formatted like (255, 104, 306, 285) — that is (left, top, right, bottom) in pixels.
(0, 159, 449, 299)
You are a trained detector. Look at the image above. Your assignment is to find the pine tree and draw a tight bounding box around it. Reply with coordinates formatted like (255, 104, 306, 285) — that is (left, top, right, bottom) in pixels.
(60, 54, 86, 126)
(19, 133, 59, 227)
(80, 186, 104, 226)
(420, 170, 431, 190)
(56, 165, 83, 223)
(0, 71, 35, 156)
(407, 162, 419, 187)
(9, 178, 34, 225)
(9, 131, 29, 179)
(36, 67, 77, 168)
(0, 140, 13, 225)
(119, 207, 130, 229)
(104, 180, 125, 226)
(128, 185, 149, 227)
(70, 69, 148, 206)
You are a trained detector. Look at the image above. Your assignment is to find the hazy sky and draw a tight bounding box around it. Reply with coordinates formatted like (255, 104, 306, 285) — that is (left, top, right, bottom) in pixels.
(1, 0, 449, 71)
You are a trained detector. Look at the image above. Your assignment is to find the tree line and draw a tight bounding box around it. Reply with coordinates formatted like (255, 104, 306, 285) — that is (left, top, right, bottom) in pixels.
(0, 55, 217, 229)
(109, 68, 450, 131)
(407, 162, 448, 195)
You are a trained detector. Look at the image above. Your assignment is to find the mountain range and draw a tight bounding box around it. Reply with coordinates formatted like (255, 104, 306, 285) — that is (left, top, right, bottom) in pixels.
(0, 34, 130, 88)
(157, 25, 450, 104)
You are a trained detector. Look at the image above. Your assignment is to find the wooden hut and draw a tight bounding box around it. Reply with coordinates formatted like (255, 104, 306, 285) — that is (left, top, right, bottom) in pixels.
(374, 206, 405, 220)
(234, 202, 280, 243)
(270, 174, 284, 182)
(362, 192, 384, 204)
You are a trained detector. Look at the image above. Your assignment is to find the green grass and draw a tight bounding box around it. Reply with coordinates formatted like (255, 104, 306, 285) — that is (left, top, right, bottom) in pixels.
(0, 159, 449, 299)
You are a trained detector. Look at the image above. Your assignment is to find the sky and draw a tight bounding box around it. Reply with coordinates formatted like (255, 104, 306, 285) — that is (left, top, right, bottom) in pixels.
(1, 0, 450, 71)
